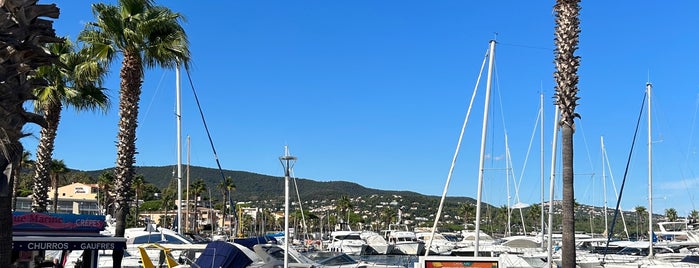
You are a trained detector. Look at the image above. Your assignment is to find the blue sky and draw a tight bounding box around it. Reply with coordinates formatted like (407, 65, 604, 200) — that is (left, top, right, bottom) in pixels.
(22, 1, 699, 217)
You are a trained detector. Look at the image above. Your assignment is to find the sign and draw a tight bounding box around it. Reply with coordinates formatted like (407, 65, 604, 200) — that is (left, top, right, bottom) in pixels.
(424, 261, 498, 268)
(419, 256, 499, 268)
(13, 236, 126, 251)
(12, 240, 126, 251)
(13, 212, 105, 233)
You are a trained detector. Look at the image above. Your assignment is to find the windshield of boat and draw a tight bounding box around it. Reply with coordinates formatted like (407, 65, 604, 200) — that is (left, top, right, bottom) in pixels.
(317, 253, 358, 265)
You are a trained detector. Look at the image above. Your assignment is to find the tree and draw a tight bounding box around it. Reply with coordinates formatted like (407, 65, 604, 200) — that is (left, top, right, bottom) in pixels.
(50, 159, 68, 213)
(98, 171, 115, 215)
(0, 1, 61, 265)
(132, 174, 145, 226)
(31, 38, 108, 213)
(553, 0, 581, 266)
(217, 176, 235, 235)
(690, 209, 699, 224)
(459, 203, 476, 227)
(13, 151, 33, 211)
(527, 204, 542, 230)
(665, 208, 678, 222)
(635, 206, 647, 239)
(337, 195, 352, 227)
(190, 179, 207, 233)
(79, 0, 190, 265)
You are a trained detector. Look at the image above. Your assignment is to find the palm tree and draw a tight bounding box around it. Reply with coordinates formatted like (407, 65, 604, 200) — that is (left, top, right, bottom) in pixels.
(337, 195, 352, 227)
(459, 203, 476, 227)
(132, 174, 145, 226)
(50, 159, 68, 213)
(553, 0, 582, 266)
(190, 179, 207, 233)
(635, 206, 647, 239)
(527, 204, 542, 230)
(98, 171, 115, 215)
(31, 39, 109, 213)
(690, 209, 699, 224)
(12, 151, 33, 211)
(0, 2, 61, 264)
(665, 208, 678, 222)
(79, 1, 190, 265)
(217, 176, 235, 235)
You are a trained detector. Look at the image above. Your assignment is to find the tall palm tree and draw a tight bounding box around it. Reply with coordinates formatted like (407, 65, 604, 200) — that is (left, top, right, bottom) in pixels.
(31, 39, 109, 213)
(635, 206, 647, 239)
(665, 208, 678, 222)
(132, 174, 145, 226)
(690, 209, 699, 224)
(0, 2, 61, 265)
(12, 151, 33, 211)
(554, 0, 581, 266)
(459, 202, 476, 227)
(527, 204, 542, 230)
(79, 1, 190, 265)
(98, 171, 115, 215)
(337, 195, 352, 227)
(50, 159, 68, 213)
(217, 176, 235, 234)
(190, 179, 207, 233)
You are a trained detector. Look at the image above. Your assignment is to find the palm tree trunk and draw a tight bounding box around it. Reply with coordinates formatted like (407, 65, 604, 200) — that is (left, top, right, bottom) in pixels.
(554, 0, 581, 266)
(561, 125, 576, 266)
(52, 175, 59, 213)
(11, 157, 21, 211)
(113, 52, 144, 268)
(32, 102, 61, 213)
(0, 152, 18, 268)
(135, 191, 139, 226)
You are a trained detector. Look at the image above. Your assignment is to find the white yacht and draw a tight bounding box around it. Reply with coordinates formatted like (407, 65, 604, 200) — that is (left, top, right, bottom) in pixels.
(381, 224, 425, 255)
(415, 232, 456, 255)
(327, 230, 365, 255)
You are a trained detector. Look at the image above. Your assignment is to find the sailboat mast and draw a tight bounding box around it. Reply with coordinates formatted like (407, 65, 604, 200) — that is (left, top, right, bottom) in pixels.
(279, 146, 297, 268)
(474, 39, 496, 256)
(186, 136, 191, 232)
(647, 82, 654, 258)
(176, 62, 183, 235)
(547, 106, 560, 266)
(601, 136, 608, 236)
(540, 92, 545, 247)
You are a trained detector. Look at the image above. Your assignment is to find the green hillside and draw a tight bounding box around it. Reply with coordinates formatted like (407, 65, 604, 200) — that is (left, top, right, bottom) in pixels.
(82, 165, 477, 205)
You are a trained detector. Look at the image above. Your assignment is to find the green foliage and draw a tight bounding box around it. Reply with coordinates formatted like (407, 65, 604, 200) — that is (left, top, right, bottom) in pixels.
(140, 200, 162, 211)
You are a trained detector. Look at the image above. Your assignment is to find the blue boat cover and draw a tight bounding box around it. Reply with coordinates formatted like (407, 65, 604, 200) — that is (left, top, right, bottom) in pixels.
(194, 241, 252, 268)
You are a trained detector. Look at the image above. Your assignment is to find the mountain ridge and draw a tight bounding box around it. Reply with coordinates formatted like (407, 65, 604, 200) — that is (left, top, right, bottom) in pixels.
(80, 165, 478, 205)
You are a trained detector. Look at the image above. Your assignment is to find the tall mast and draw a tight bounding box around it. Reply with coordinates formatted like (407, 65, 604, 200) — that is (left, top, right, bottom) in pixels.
(540, 92, 545, 247)
(647, 82, 654, 258)
(601, 136, 608, 236)
(280, 146, 297, 268)
(474, 39, 496, 256)
(186, 135, 191, 232)
(176, 61, 183, 235)
(547, 106, 560, 266)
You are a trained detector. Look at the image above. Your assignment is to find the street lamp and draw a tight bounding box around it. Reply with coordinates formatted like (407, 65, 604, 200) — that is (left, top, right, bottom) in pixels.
(279, 146, 296, 268)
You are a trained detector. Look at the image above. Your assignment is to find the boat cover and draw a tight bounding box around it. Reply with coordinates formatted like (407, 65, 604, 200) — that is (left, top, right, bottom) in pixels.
(194, 241, 252, 268)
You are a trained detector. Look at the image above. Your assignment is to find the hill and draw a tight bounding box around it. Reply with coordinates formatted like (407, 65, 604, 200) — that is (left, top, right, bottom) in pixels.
(82, 165, 477, 205)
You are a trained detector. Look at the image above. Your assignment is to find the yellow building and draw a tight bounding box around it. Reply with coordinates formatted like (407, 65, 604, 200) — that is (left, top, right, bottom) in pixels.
(52, 182, 99, 200)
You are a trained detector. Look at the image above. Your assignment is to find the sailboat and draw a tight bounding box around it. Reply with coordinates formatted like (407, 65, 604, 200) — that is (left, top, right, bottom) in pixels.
(586, 84, 699, 267)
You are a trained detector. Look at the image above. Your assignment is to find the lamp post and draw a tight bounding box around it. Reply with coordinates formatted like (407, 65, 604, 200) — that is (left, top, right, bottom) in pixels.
(279, 146, 296, 268)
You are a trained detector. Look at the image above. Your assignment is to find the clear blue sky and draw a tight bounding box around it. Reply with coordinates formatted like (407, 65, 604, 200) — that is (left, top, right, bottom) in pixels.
(23, 1, 699, 217)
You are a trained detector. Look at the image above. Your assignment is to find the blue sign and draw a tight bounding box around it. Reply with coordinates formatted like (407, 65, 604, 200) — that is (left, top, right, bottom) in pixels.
(13, 212, 106, 233)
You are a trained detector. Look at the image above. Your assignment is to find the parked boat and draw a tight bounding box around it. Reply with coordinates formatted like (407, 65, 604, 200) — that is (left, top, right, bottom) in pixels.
(382, 224, 425, 255)
(327, 230, 365, 255)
